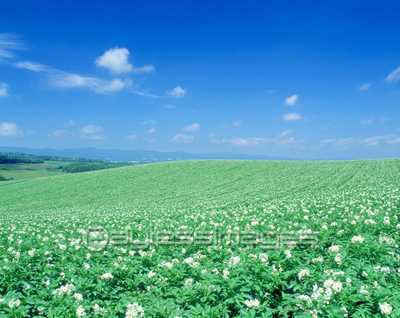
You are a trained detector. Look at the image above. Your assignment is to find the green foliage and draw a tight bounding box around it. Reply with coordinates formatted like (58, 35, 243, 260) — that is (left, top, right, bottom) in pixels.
(0, 160, 399, 317)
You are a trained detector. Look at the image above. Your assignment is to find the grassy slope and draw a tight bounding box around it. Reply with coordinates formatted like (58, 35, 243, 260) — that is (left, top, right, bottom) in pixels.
(1, 159, 398, 216)
(0, 161, 75, 180)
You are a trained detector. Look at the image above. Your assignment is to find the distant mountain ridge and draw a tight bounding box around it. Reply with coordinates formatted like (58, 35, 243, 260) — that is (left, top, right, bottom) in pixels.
(0, 146, 296, 162)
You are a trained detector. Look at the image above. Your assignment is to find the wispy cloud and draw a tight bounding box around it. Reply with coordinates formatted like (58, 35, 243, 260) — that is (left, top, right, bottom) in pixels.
(360, 118, 373, 125)
(283, 112, 302, 121)
(48, 129, 74, 138)
(209, 133, 299, 147)
(141, 119, 156, 125)
(357, 82, 372, 91)
(65, 119, 76, 127)
(95, 47, 154, 75)
(126, 135, 137, 141)
(0, 122, 22, 137)
(14, 59, 132, 94)
(169, 85, 186, 98)
(386, 66, 400, 83)
(321, 138, 354, 149)
(362, 135, 400, 146)
(148, 128, 156, 134)
(266, 89, 277, 93)
(171, 133, 194, 143)
(0, 33, 24, 59)
(184, 123, 200, 132)
(0, 82, 9, 97)
(284, 94, 299, 106)
(14, 60, 47, 72)
(80, 125, 106, 140)
(279, 130, 293, 137)
(81, 125, 103, 134)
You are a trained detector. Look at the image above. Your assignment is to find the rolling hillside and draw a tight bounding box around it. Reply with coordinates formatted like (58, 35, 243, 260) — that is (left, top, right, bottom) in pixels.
(0, 160, 399, 317)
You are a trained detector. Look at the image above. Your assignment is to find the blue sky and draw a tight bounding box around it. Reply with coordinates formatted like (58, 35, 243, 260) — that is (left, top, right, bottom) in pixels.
(1, 0, 400, 159)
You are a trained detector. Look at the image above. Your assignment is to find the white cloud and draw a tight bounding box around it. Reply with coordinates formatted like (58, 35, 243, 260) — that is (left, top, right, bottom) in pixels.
(283, 112, 302, 121)
(357, 82, 372, 91)
(66, 119, 76, 127)
(184, 123, 200, 131)
(0, 82, 9, 97)
(132, 65, 155, 73)
(170, 85, 186, 98)
(284, 94, 299, 106)
(0, 33, 24, 59)
(50, 72, 131, 94)
(386, 66, 400, 83)
(141, 119, 156, 125)
(209, 133, 299, 147)
(233, 120, 242, 127)
(321, 138, 354, 148)
(48, 130, 74, 138)
(277, 137, 296, 145)
(148, 128, 156, 134)
(14, 59, 131, 94)
(80, 134, 106, 141)
(81, 125, 103, 134)
(360, 118, 373, 125)
(279, 130, 293, 137)
(95, 47, 133, 74)
(126, 135, 137, 141)
(362, 135, 400, 146)
(171, 133, 194, 143)
(0, 122, 22, 137)
(209, 133, 226, 144)
(14, 61, 47, 72)
(229, 137, 270, 146)
(95, 47, 154, 75)
(134, 90, 162, 98)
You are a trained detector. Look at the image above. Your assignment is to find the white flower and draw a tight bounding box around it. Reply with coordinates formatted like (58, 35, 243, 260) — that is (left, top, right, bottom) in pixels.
(259, 253, 268, 263)
(245, 299, 260, 308)
(229, 256, 240, 267)
(8, 298, 20, 309)
(332, 281, 342, 293)
(76, 305, 86, 316)
(126, 303, 144, 317)
(379, 302, 392, 315)
(351, 235, 365, 243)
(148, 271, 156, 278)
(101, 273, 113, 280)
(329, 245, 340, 253)
(223, 269, 229, 279)
(298, 269, 310, 280)
(74, 293, 83, 301)
(184, 278, 193, 288)
(284, 250, 292, 258)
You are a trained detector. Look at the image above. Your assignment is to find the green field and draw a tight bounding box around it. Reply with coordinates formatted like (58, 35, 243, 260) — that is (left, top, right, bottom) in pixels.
(0, 161, 75, 180)
(0, 160, 399, 317)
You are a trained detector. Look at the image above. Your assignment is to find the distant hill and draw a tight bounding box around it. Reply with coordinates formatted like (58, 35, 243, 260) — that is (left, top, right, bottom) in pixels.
(0, 146, 296, 162)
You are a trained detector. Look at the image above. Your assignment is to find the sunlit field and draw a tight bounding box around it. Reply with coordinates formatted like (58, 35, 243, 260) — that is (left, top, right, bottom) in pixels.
(0, 160, 399, 317)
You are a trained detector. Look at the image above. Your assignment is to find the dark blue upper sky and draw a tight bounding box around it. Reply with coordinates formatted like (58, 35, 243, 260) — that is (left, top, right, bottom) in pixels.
(1, 0, 400, 159)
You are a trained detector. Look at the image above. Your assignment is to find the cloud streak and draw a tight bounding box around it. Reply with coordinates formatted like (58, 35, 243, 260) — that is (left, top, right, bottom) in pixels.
(14, 60, 132, 94)
(386, 66, 400, 83)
